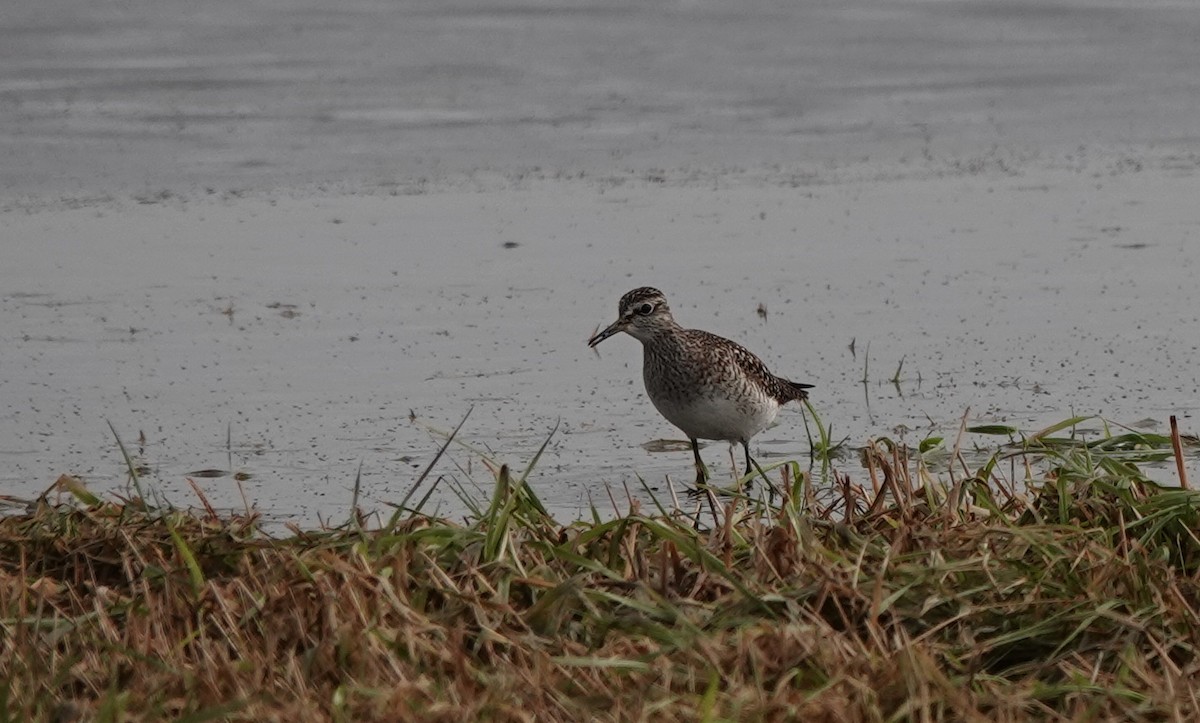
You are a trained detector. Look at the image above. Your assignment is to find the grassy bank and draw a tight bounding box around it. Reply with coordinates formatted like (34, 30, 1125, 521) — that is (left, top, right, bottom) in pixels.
(2, 417, 1199, 721)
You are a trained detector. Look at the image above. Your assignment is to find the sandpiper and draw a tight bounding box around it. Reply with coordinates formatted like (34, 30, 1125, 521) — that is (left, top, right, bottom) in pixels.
(588, 287, 813, 492)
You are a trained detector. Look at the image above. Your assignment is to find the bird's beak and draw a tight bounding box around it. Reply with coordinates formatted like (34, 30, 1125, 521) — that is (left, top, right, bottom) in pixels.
(587, 318, 627, 347)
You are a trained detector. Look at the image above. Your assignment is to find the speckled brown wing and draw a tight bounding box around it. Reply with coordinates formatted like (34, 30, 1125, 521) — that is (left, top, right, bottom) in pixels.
(689, 329, 813, 404)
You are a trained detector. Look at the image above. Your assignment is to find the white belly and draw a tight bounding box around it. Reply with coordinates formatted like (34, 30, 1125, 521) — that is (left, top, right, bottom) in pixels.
(648, 390, 780, 443)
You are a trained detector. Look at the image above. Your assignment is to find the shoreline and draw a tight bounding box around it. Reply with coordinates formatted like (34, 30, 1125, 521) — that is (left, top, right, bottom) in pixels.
(4, 423, 1198, 719)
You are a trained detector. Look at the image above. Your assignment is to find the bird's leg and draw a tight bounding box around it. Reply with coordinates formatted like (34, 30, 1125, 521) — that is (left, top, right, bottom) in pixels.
(687, 439, 717, 509)
(691, 437, 715, 526)
(743, 442, 781, 501)
(691, 438, 708, 488)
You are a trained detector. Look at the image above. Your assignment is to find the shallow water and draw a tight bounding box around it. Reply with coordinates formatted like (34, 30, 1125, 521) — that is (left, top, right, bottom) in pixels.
(4, 170, 1199, 522)
(4, 0, 1200, 195)
(2, 0, 1199, 523)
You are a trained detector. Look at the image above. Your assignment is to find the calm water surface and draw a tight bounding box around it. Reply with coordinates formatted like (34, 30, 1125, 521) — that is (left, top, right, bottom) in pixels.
(2, 0, 1199, 523)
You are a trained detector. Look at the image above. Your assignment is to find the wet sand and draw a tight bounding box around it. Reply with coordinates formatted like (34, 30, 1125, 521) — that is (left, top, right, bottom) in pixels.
(2, 0, 1199, 522)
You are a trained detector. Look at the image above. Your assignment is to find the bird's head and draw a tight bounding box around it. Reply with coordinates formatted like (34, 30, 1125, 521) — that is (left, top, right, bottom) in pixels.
(587, 287, 676, 346)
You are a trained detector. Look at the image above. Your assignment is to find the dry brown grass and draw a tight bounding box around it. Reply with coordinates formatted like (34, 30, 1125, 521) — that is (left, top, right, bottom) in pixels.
(3, 427, 1200, 722)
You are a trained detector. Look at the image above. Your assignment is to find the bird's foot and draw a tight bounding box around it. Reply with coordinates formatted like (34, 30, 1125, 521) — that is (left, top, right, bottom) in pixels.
(744, 463, 782, 503)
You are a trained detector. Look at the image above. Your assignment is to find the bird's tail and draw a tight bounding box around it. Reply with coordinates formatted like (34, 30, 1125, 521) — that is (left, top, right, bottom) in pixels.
(783, 380, 814, 403)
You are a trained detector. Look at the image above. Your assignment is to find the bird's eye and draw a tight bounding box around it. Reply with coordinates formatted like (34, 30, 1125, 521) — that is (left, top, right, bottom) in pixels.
(636, 303, 654, 315)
